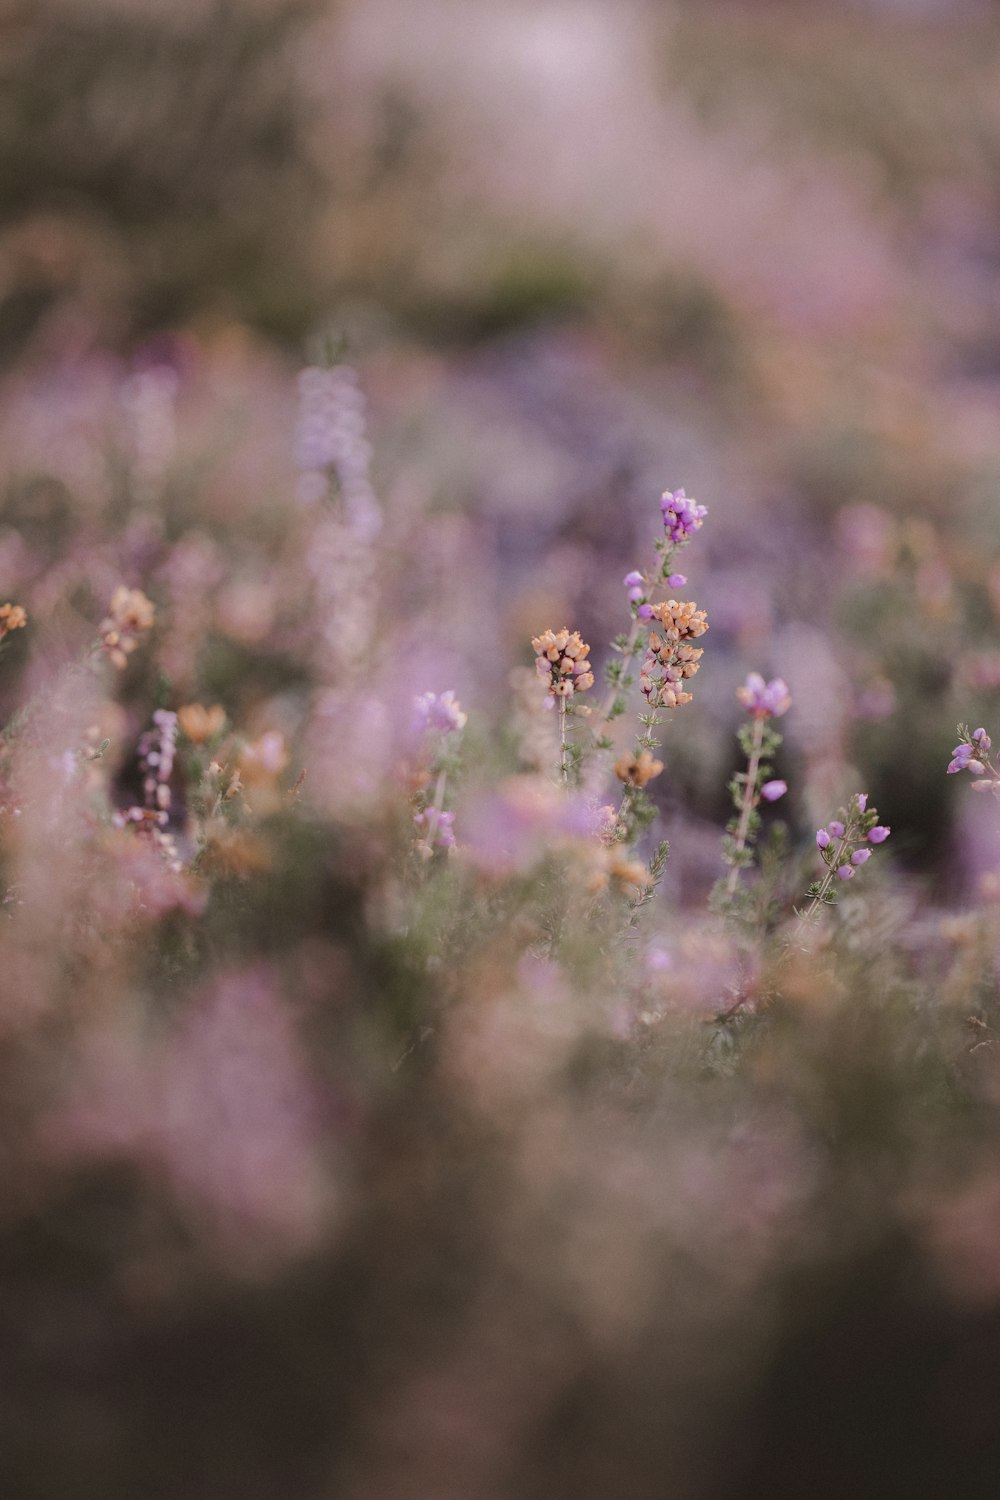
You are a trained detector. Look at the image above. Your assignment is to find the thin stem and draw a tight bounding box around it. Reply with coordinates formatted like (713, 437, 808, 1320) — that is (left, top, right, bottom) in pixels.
(724, 715, 765, 897)
(424, 767, 448, 847)
(596, 615, 642, 725)
(799, 830, 853, 921)
(559, 698, 568, 784)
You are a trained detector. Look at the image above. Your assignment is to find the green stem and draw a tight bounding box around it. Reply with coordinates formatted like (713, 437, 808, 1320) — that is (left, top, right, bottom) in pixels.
(724, 715, 765, 898)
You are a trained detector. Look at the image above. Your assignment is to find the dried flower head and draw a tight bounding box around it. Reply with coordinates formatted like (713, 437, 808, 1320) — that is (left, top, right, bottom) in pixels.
(648, 600, 709, 643)
(177, 703, 227, 744)
(638, 605, 707, 710)
(614, 749, 664, 788)
(100, 586, 155, 669)
(0, 602, 27, 637)
(531, 628, 595, 699)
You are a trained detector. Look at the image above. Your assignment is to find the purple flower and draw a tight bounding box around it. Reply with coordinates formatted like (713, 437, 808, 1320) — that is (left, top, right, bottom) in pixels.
(736, 672, 792, 719)
(414, 690, 467, 735)
(856, 793, 868, 813)
(660, 488, 708, 546)
(851, 848, 871, 866)
(973, 727, 991, 748)
(816, 829, 831, 849)
(667, 573, 687, 588)
(760, 779, 787, 802)
(837, 865, 855, 880)
(828, 820, 845, 839)
(867, 825, 890, 844)
(623, 570, 644, 588)
(628, 586, 644, 602)
(637, 603, 654, 620)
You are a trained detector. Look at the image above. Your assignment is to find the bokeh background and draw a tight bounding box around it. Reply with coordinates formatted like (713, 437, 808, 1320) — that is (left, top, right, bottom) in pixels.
(6, 1, 1000, 1496)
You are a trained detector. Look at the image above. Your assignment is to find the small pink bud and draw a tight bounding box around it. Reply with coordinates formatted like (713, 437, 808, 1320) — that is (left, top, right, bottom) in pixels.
(761, 779, 787, 802)
(837, 865, 855, 880)
(667, 573, 687, 587)
(867, 825, 890, 844)
(638, 603, 654, 620)
(816, 829, 831, 849)
(828, 820, 845, 838)
(851, 848, 871, 866)
(856, 793, 868, 812)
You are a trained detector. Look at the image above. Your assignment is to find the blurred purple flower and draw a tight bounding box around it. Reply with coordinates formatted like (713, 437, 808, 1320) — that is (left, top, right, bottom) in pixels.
(413, 690, 467, 735)
(867, 826, 890, 844)
(736, 672, 791, 719)
(760, 779, 787, 802)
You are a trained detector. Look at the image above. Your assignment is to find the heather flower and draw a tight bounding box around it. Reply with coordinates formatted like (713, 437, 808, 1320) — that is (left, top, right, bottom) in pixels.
(736, 673, 791, 719)
(413, 807, 455, 854)
(177, 703, 227, 745)
(804, 792, 890, 916)
(648, 600, 709, 643)
(99, 585, 155, 669)
(623, 570, 643, 588)
(760, 779, 787, 802)
(0, 602, 27, 637)
(239, 731, 290, 785)
(614, 749, 664, 788)
(531, 628, 595, 699)
(414, 690, 468, 735)
(660, 488, 707, 546)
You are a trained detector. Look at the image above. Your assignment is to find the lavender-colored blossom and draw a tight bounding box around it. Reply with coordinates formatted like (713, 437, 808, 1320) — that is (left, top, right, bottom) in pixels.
(413, 690, 467, 735)
(667, 573, 687, 587)
(837, 865, 855, 880)
(816, 829, 831, 849)
(867, 825, 890, 844)
(857, 793, 868, 812)
(660, 488, 708, 546)
(737, 672, 792, 719)
(828, 820, 845, 838)
(851, 848, 871, 866)
(623, 570, 643, 588)
(973, 727, 991, 748)
(637, 603, 654, 620)
(760, 779, 787, 802)
(628, 586, 644, 602)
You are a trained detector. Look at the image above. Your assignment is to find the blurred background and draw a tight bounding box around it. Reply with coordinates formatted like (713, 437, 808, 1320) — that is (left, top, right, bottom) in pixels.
(6, 1, 1000, 1496)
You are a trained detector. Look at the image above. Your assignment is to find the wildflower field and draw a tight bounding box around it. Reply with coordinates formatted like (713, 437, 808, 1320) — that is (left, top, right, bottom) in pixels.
(7, 1, 1000, 1496)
